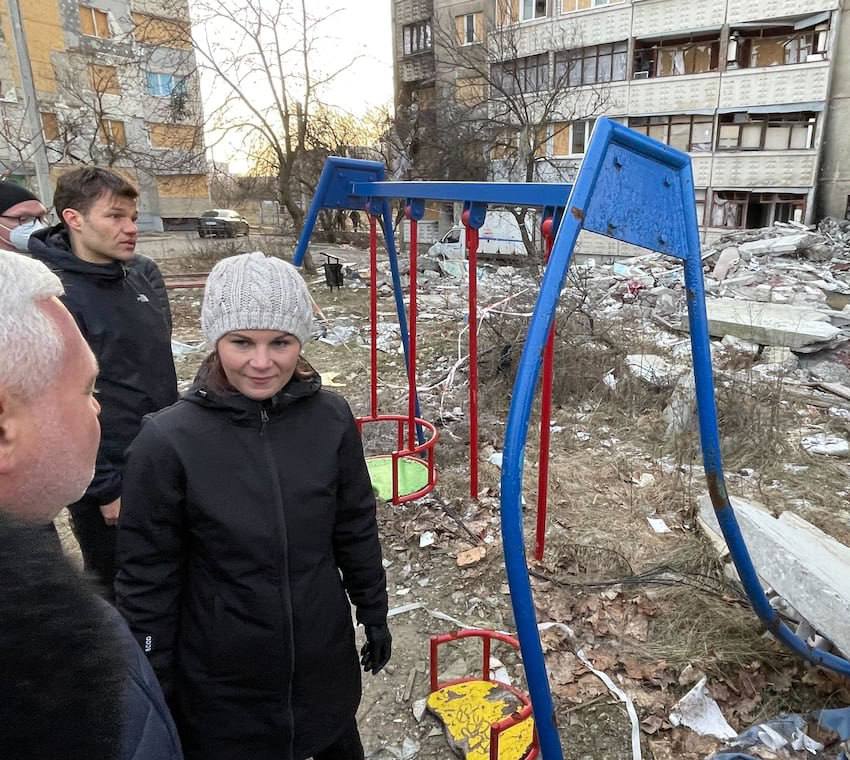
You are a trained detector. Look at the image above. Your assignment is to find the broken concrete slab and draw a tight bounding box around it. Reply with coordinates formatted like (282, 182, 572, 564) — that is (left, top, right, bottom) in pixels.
(698, 494, 850, 657)
(703, 298, 845, 351)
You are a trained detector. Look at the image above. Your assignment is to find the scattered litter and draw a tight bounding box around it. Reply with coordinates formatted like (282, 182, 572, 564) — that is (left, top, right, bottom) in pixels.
(487, 451, 503, 468)
(319, 324, 359, 346)
(722, 713, 824, 755)
(647, 516, 672, 534)
(669, 676, 737, 740)
(419, 531, 436, 548)
(412, 698, 427, 723)
(171, 339, 205, 357)
(539, 622, 642, 760)
(456, 546, 486, 567)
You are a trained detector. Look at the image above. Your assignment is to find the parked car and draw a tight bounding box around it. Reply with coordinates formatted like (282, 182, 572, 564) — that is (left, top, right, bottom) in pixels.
(197, 209, 250, 238)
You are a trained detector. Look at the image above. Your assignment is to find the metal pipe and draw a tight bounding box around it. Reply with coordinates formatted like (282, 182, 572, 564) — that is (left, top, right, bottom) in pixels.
(467, 224, 480, 500)
(381, 202, 425, 445)
(369, 215, 379, 418)
(408, 218, 418, 452)
(535, 231, 556, 562)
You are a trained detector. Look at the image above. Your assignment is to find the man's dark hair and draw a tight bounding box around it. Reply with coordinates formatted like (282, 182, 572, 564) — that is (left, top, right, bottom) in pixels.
(53, 167, 138, 219)
(0, 515, 125, 760)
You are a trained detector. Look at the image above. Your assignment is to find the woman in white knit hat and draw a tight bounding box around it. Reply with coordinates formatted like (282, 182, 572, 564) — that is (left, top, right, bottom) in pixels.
(115, 252, 390, 760)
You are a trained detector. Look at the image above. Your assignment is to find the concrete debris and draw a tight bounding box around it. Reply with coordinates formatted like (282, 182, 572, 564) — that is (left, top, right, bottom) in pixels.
(698, 494, 850, 657)
(625, 354, 683, 386)
(801, 432, 850, 457)
(705, 298, 842, 351)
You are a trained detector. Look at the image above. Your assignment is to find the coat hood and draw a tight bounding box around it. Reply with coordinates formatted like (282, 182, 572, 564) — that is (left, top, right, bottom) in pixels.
(28, 224, 127, 280)
(184, 354, 322, 425)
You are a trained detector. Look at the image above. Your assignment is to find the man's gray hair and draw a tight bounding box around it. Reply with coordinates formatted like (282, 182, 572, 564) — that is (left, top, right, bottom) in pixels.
(0, 254, 65, 399)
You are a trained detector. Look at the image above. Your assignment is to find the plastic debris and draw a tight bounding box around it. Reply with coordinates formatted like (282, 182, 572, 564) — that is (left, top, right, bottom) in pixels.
(669, 677, 737, 740)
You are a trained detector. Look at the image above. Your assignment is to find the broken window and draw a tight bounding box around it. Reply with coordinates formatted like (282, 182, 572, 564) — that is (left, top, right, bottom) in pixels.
(455, 13, 483, 45)
(710, 191, 806, 229)
(403, 20, 432, 55)
(628, 114, 714, 152)
(727, 21, 830, 69)
(90, 64, 120, 95)
(492, 54, 550, 95)
(98, 119, 126, 147)
(634, 35, 720, 78)
(521, 0, 547, 21)
(554, 41, 628, 86)
(550, 120, 595, 155)
(79, 5, 110, 38)
(711, 192, 748, 228)
(41, 112, 60, 141)
(716, 112, 817, 151)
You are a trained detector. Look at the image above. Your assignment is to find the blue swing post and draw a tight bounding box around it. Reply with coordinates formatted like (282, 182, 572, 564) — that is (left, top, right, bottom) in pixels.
(501, 116, 850, 758)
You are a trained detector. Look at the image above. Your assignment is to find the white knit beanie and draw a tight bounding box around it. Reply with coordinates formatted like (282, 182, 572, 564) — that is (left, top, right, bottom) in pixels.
(201, 252, 313, 347)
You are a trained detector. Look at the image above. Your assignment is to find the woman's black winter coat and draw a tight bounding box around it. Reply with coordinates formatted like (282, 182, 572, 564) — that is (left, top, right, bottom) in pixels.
(115, 370, 388, 760)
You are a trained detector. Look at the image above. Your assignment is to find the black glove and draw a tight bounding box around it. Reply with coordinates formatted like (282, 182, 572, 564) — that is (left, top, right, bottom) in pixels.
(360, 623, 392, 674)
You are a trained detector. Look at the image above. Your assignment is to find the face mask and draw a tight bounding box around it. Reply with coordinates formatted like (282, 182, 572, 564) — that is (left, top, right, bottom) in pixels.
(2, 218, 47, 252)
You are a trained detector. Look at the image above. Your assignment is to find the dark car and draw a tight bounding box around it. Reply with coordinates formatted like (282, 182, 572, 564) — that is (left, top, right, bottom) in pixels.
(197, 209, 250, 238)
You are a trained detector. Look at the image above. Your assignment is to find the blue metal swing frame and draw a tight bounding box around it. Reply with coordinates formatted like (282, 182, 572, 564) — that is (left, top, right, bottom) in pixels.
(292, 118, 850, 760)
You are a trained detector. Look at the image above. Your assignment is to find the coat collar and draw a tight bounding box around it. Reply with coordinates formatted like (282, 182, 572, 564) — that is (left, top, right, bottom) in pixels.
(184, 356, 322, 426)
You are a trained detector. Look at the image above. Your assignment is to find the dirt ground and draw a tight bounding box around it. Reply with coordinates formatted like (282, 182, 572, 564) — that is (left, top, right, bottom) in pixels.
(62, 237, 850, 759)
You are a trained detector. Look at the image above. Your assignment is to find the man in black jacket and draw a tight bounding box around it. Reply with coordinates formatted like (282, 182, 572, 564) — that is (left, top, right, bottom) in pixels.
(29, 167, 178, 600)
(0, 252, 182, 760)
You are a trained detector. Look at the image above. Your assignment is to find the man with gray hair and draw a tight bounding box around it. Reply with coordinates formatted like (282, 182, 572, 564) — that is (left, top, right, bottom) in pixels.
(0, 252, 182, 760)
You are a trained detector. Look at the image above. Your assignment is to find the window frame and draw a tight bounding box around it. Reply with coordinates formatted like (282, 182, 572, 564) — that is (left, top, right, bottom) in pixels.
(492, 53, 550, 95)
(79, 5, 110, 38)
(634, 34, 721, 79)
(402, 20, 432, 55)
(146, 71, 186, 98)
(41, 111, 60, 142)
(89, 64, 120, 95)
(628, 114, 714, 153)
(98, 118, 126, 147)
(555, 41, 628, 86)
(456, 12, 482, 45)
(550, 119, 596, 157)
(521, 0, 548, 21)
(715, 112, 817, 151)
(727, 21, 830, 70)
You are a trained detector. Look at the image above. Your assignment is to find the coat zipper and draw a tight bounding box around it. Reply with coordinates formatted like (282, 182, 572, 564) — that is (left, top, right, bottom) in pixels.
(260, 415, 296, 758)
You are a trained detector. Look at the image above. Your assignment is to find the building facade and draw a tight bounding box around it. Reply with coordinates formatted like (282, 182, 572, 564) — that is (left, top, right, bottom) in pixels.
(0, 0, 208, 230)
(391, 0, 850, 250)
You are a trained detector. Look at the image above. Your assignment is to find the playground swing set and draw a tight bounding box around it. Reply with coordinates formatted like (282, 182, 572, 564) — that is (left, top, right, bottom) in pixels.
(294, 118, 849, 760)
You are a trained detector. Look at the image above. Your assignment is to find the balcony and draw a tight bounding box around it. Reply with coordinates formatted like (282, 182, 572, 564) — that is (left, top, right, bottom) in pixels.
(719, 62, 830, 109)
(632, 0, 726, 38)
(629, 73, 720, 114)
(710, 152, 818, 188)
(726, 0, 838, 25)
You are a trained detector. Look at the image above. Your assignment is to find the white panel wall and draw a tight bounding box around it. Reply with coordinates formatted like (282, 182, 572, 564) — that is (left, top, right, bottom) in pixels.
(628, 74, 720, 114)
(553, 5, 633, 47)
(633, 0, 726, 38)
(726, 0, 838, 24)
(719, 64, 830, 109)
(711, 152, 818, 187)
(691, 155, 713, 187)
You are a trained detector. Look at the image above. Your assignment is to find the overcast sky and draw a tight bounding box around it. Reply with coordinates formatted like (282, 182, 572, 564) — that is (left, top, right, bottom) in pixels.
(194, 0, 394, 171)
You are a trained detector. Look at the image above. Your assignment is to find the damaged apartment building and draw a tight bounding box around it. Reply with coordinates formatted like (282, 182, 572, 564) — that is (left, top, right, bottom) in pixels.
(0, 0, 208, 230)
(391, 0, 850, 252)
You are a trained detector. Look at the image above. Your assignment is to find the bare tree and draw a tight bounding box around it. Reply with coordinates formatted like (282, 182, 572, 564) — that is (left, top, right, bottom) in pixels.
(396, 0, 613, 252)
(1, 10, 206, 184)
(191, 0, 358, 230)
